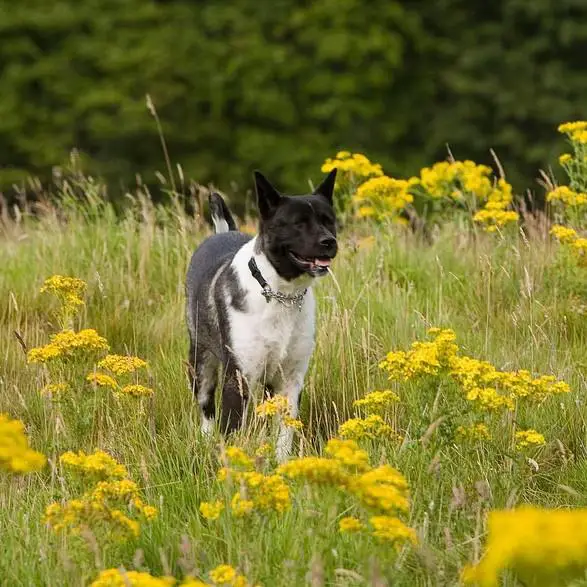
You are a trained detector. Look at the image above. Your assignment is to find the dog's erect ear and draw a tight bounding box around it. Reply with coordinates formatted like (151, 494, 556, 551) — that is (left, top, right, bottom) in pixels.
(313, 168, 337, 206)
(254, 170, 281, 219)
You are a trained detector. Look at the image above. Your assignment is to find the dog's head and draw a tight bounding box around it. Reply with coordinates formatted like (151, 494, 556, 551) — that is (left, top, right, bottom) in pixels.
(254, 169, 338, 281)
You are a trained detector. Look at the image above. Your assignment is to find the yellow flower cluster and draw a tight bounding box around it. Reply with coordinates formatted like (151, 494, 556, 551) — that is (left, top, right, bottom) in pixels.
(44, 496, 141, 540)
(86, 372, 118, 389)
(462, 506, 587, 587)
(321, 151, 383, 183)
(339, 516, 363, 533)
(119, 384, 154, 397)
(255, 395, 289, 417)
(90, 566, 255, 587)
(60, 449, 128, 480)
(547, 186, 587, 207)
(200, 500, 224, 521)
(278, 439, 414, 545)
(380, 328, 570, 414)
(338, 415, 399, 441)
(353, 390, 399, 413)
(28, 328, 109, 363)
(40, 382, 70, 398)
(87, 355, 152, 397)
(90, 569, 176, 587)
(40, 275, 87, 316)
(211, 446, 291, 518)
(370, 515, 417, 547)
(409, 160, 518, 231)
(550, 224, 587, 264)
(225, 446, 253, 469)
(0, 413, 46, 473)
(558, 120, 587, 144)
(354, 176, 414, 221)
(98, 354, 148, 375)
(45, 451, 157, 542)
(550, 224, 580, 244)
(255, 396, 303, 432)
(514, 429, 546, 450)
(455, 423, 492, 442)
(379, 327, 458, 381)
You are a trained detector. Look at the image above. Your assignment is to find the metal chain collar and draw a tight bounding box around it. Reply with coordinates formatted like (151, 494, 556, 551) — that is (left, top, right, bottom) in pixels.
(260, 285, 307, 311)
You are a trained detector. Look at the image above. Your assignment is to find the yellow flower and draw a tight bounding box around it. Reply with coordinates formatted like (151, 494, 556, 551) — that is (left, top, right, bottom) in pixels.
(40, 382, 70, 398)
(277, 457, 350, 487)
(559, 153, 572, 165)
(550, 223, 579, 243)
(209, 565, 237, 585)
(515, 429, 546, 450)
(255, 396, 289, 417)
(59, 449, 128, 480)
(283, 417, 304, 430)
(118, 384, 154, 397)
(225, 446, 253, 469)
(462, 506, 587, 587)
(44, 461, 157, 542)
(90, 569, 176, 587)
(349, 466, 410, 514)
(40, 275, 87, 316)
(325, 439, 370, 471)
(455, 423, 492, 442)
(353, 390, 400, 413)
(547, 186, 587, 207)
(370, 516, 417, 545)
(44, 499, 141, 541)
(86, 372, 118, 389)
(254, 443, 273, 458)
(321, 152, 383, 183)
(231, 492, 255, 517)
(0, 413, 46, 473)
(200, 500, 224, 521)
(338, 415, 399, 442)
(357, 205, 375, 218)
(558, 120, 587, 135)
(98, 354, 148, 375)
(473, 209, 519, 232)
(339, 516, 363, 533)
(354, 175, 413, 221)
(251, 474, 291, 513)
(219, 465, 290, 515)
(27, 329, 109, 363)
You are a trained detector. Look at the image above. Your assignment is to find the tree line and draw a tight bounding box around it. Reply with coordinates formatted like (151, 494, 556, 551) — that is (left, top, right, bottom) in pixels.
(1, 0, 585, 207)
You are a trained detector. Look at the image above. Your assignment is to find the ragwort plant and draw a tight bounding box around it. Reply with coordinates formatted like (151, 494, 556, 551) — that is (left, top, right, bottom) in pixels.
(321, 151, 519, 233)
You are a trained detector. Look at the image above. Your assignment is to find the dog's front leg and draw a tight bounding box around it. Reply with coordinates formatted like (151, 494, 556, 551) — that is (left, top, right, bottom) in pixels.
(275, 377, 304, 463)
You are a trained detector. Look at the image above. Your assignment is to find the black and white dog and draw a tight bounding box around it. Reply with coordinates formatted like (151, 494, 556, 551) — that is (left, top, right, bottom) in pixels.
(185, 169, 338, 460)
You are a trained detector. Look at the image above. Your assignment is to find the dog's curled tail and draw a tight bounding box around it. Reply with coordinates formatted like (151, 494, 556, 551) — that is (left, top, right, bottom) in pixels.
(208, 192, 237, 234)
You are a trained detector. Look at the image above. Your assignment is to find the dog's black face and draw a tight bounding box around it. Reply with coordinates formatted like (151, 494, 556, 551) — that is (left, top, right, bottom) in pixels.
(255, 169, 338, 281)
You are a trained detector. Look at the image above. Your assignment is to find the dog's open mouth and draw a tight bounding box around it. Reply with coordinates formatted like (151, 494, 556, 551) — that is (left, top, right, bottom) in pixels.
(289, 251, 332, 275)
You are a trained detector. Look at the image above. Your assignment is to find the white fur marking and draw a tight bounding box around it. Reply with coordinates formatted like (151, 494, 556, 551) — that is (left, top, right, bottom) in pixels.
(227, 238, 316, 393)
(212, 216, 230, 234)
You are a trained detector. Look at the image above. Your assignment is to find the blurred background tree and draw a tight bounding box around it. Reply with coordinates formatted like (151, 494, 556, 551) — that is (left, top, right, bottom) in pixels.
(0, 0, 586, 207)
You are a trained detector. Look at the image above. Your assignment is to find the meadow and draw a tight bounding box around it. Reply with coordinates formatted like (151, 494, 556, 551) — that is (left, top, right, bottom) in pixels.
(1, 123, 587, 587)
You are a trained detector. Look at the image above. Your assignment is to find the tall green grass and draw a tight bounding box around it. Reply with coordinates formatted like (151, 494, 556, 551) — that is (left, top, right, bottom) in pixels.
(1, 189, 586, 586)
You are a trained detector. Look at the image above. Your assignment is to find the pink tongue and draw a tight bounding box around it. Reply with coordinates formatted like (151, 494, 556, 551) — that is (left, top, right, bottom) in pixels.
(314, 258, 331, 267)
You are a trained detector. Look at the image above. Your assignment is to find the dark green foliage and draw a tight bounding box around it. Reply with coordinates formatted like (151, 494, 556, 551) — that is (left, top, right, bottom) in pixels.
(1, 0, 586, 204)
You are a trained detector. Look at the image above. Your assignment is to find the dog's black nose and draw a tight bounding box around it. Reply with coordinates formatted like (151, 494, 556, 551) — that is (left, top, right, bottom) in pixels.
(319, 236, 337, 249)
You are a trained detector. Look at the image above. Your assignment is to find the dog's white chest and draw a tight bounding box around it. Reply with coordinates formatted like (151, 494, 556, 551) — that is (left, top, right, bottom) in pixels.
(226, 239, 317, 388)
(227, 295, 315, 386)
